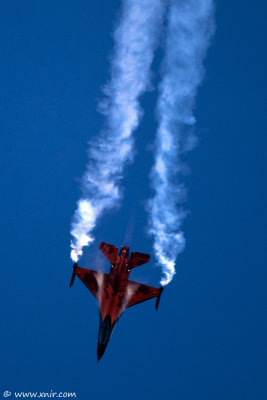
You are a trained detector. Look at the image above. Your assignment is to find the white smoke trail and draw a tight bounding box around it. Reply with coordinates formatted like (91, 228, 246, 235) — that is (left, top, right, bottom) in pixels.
(148, 0, 215, 285)
(70, 0, 165, 262)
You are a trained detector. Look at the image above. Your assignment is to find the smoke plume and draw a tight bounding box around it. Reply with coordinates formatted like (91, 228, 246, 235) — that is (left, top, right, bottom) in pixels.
(70, 0, 164, 262)
(71, 0, 215, 287)
(148, 0, 215, 285)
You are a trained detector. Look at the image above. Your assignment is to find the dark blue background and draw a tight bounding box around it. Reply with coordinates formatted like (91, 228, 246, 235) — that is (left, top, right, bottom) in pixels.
(1, 1, 266, 399)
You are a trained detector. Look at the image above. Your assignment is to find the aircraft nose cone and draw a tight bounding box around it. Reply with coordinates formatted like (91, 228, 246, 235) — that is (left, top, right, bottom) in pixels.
(97, 343, 107, 361)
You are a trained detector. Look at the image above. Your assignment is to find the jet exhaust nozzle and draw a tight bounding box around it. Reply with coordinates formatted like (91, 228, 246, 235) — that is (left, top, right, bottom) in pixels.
(155, 286, 164, 311)
(69, 263, 78, 288)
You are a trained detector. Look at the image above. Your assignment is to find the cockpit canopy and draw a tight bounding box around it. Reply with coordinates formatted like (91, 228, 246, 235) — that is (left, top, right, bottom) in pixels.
(99, 316, 113, 345)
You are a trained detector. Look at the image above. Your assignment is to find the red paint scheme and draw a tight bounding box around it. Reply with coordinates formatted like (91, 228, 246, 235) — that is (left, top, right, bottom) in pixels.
(70, 242, 163, 359)
(73, 242, 161, 324)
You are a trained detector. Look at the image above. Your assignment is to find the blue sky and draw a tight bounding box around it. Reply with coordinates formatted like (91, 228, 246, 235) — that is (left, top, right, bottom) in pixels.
(1, 1, 266, 399)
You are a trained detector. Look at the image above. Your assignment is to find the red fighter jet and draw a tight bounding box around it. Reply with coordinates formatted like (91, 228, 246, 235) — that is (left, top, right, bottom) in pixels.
(69, 241, 163, 360)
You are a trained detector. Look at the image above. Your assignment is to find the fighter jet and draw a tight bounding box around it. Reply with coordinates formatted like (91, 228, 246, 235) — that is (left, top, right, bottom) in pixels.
(69, 241, 163, 360)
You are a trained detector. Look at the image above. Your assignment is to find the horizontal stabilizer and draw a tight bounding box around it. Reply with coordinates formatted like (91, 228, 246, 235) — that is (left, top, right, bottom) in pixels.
(129, 252, 150, 269)
(99, 242, 119, 265)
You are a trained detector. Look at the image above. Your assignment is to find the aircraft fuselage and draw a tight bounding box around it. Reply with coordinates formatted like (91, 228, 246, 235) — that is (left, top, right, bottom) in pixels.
(70, 242, 163, 360)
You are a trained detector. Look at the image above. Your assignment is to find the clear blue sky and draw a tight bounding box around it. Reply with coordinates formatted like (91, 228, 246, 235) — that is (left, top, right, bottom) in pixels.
(1, 1, 266, 399)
